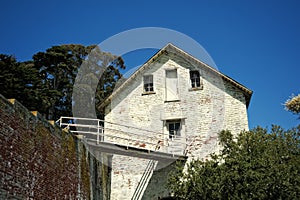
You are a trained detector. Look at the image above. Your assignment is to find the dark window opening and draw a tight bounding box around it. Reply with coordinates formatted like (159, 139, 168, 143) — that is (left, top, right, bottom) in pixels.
(190, 71, 200, 88)
(144, 75, 154, 92)
(168, 121, 181, 139)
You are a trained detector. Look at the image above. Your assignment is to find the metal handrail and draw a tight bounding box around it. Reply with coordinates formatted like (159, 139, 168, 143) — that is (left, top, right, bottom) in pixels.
(58, 116, 187, 141)
(57, 116, 188, 155)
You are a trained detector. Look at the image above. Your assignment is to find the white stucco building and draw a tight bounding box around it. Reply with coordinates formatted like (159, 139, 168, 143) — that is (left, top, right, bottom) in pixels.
(99, 43, 252, 199)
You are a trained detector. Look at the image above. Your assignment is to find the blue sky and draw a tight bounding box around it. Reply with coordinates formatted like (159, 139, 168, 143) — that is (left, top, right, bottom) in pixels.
(1, 0, 299, 129)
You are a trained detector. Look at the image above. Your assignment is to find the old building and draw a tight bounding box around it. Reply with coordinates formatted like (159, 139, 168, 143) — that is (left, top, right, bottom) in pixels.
(99, 43, 252, 199)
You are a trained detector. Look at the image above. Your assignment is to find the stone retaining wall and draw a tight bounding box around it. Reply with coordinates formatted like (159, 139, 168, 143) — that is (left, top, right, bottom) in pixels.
(0, 94, 111, 199)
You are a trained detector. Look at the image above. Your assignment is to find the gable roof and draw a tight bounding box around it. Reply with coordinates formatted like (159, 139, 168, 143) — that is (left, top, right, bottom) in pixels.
(99, 43, 252, 109)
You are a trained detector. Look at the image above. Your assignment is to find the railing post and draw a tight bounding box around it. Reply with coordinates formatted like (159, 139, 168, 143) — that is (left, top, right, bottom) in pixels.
(97, 119, 100, 144)
(59, 117, 62, 127)
(101, 127, 104, 142)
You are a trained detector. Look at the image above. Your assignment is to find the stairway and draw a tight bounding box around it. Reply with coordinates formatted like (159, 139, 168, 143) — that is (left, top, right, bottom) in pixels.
(131, 160, 158, 200)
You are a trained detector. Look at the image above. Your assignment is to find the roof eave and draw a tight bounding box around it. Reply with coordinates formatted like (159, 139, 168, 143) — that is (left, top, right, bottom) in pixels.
(99, 43, 253, 109)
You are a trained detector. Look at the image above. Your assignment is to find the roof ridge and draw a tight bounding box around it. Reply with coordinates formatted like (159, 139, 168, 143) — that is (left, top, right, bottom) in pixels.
(99, 43, 252, 109)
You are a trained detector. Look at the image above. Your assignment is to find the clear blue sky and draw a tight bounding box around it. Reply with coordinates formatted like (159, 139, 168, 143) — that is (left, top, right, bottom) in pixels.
(1, 0, 299, 129)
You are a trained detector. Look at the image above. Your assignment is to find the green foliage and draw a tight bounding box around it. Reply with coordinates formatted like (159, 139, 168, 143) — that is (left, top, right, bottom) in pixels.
(0, 54, 41, 111)
(0, 44, 125, 120)
(168, 125, 300, 199)
(72, 46, 125, 119)
(32, 44, 97, 119)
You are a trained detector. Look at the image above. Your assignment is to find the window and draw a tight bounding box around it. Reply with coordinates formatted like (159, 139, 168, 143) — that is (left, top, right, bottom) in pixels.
(167, 120, 181, 139)
(190, 71, 200, 88)
(144, 75, 154, 92)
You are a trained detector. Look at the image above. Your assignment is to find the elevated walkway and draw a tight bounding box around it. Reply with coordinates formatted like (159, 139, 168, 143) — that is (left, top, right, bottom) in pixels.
(56, 117, 187, 162)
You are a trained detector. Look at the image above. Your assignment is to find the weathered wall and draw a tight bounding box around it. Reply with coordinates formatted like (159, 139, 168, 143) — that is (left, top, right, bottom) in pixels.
(0, 95, 111, 199)
(104, 53, 250, 199)
(105, 54, 249, 155)
(110, 155, 149, 199)
(110, 154, 182, 200)
(142, 161, 181, 199)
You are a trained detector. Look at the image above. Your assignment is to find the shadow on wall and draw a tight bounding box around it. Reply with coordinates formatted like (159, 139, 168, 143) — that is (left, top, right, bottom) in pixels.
(142, 159, 186, 200)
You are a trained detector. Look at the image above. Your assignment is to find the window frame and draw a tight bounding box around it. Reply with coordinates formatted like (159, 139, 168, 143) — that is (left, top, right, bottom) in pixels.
(165, 69, 179, 101)
(189, 70, 203, 91)
(190, 70, 201, 88)
(143, 74, 155, 94)
(167, 120, 181, 139)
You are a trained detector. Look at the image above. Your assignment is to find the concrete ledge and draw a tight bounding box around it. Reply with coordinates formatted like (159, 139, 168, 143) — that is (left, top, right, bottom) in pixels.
(84, 139, 187, 162)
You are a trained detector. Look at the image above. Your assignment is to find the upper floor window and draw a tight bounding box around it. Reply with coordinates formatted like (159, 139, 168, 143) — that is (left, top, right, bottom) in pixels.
(190, 70, 200, 88)
(144, 75, 154, 92)
(167, 120, 181, 139)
